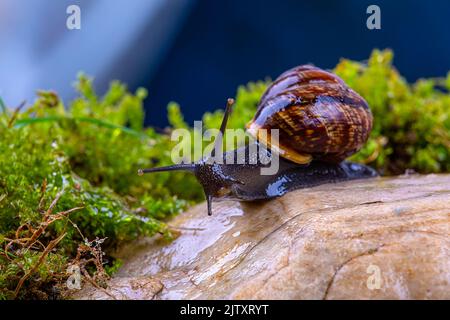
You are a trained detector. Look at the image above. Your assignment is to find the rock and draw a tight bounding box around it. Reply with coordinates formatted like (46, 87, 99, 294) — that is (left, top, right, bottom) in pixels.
(77, 276, 163, 300)
(75, 174, 450, 300)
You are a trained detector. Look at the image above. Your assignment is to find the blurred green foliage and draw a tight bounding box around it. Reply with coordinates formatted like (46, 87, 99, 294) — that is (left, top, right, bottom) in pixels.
(0, 49, 449, 299)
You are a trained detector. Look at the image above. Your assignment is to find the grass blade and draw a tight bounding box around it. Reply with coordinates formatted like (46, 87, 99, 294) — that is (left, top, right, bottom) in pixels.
(0, 96, 9, 116)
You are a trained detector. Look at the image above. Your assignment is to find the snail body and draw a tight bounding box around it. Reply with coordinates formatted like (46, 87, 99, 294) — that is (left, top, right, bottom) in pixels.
(139, 65, 377, 216)
(195, 145, 377, 203)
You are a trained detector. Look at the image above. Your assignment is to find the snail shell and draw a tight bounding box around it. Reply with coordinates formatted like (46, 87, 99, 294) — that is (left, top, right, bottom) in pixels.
(246, 65, 373, 164)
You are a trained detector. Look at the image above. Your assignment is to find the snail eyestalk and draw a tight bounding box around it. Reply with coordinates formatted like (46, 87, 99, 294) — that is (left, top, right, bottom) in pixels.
(211, 98, 235, 158)
(137, 163, 196, 176)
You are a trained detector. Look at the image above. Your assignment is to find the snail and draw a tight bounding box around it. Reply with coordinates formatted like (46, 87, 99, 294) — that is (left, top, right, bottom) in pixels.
(138, 65, 378, 216)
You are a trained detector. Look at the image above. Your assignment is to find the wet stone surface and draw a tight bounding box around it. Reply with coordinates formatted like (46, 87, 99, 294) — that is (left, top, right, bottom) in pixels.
(75, 174, 450, 299)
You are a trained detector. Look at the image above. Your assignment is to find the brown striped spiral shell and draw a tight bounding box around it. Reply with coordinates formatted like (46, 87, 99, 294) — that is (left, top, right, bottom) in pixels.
(246, 65, 373, 164)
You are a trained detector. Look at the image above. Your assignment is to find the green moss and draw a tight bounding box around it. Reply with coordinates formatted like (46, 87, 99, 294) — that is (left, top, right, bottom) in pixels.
(335, 49, 450, 174)
(1, 50, 449, 299)
(0, 75, 198, 299)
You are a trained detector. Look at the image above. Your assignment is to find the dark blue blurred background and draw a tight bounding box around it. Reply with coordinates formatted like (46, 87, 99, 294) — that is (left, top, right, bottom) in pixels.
(1, 0, 449, 127)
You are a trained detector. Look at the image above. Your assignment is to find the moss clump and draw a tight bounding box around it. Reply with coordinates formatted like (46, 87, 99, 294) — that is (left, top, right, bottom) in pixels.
(335, 49, 450, 174)
(0, 76, 200, 299)
(1, 49, 449, 299)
